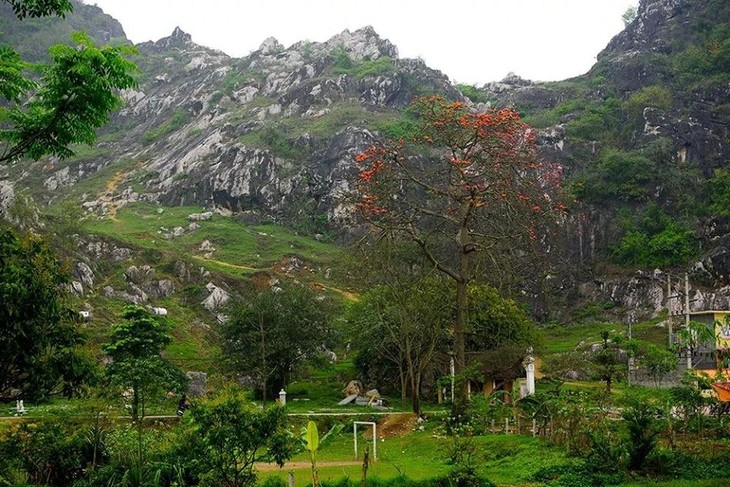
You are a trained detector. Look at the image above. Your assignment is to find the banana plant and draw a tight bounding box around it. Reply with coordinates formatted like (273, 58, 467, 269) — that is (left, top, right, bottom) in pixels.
(304, 420, 320, 487)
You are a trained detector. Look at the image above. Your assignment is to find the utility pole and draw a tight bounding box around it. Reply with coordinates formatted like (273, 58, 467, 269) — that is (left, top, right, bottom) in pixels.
(627, 316, 633, 387)
(667, 274, 673, 347)
(685, 273, 692, 370)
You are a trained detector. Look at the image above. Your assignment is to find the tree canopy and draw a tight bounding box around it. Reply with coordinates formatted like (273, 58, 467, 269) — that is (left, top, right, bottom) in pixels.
(353, 96, 564, 397)
(0, 0, 137, 164)
(348, 276, 451, 414)
(221, 284, 335, 401)
(103, 306, 185, 422)
(0, 227, 89, 400)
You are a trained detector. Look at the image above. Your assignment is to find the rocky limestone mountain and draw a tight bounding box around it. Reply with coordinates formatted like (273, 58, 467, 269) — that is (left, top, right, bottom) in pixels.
(2, 0, 730, 323)
(6, 10, 461, 232)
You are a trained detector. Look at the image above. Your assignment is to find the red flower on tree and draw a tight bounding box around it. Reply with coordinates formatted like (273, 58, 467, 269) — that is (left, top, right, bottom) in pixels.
(352, 96, 566, 400)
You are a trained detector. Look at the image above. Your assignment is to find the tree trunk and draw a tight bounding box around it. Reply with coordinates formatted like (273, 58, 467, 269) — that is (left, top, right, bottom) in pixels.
(406, 354, 420, 415)
(455, 277, 469, 402)
(399, 365, 407, 403)
(132, 384, 139, 423)
(259, 310, 267, 403)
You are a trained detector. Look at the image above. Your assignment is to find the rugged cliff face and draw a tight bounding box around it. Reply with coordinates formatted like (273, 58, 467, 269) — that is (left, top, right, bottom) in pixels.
(2, 0, 730, 322)
(7, 12, 461, 231)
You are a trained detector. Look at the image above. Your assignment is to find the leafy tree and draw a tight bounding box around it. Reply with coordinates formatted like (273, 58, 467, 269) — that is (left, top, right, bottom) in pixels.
(640, 343, 678, 386)
(349, 276, 451, 414)
(575, 148, 657, 203)
(0, 227, 91, 400)
(102, 306, 184, 423)
(221, 284, 334, 401)
(621, 398, 662, 471)
(353, 96, 564, 399)
(184, 389, 296, 487)
(467, 285, 542, 352)
(1, 0, 71, 19)
(590, 332, 625, 394)
(0, 0, 137, 164)
(675, 320, 715, 369)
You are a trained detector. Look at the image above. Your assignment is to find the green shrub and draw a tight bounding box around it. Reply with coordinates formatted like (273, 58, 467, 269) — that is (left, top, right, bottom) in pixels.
(375, 118, 419, 140)
(574, 149, 656, 203)
(331, 46, 354, 73)
(352, 57, 395, 79)
(0, 421, 90, 487)
(708, 167, 730, 216)
(612, 223, 698, 268)
(624, 85, 672, 122)
(564, 97, 622, 142)
(456, 84, 491, 104)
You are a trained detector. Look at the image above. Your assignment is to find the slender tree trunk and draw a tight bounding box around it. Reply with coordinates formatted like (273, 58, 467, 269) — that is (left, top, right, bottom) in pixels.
(399, 363, 407, 403)
(259, 310, 267, 403)
(406, 353, 420, 415)
(455, 277, 469, 402)
(132, 384, 139, 423)
(454, 212, 473, 403)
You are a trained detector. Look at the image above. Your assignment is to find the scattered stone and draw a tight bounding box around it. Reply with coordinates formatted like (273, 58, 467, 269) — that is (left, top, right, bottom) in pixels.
(186, 371, 208, 397)
(342, 380, 363, 397)
(188, 212, 213, 221)
(199, 240, 216, 252)
(74, 263, 95, 289)
(110, 247, 133, 262)
(69, 281, 84, 297)
(201, 282, 230, 311)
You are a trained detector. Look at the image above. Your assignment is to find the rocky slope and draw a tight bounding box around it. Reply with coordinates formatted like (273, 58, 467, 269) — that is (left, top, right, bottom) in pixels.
(2, 0, 730, 323)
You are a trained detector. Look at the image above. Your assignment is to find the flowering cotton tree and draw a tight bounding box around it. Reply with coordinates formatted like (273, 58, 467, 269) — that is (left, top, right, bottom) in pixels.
(353, 96, 565, 398)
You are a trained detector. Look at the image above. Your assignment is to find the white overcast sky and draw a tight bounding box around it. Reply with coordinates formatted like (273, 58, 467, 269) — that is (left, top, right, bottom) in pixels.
(87, 0, 635, 85)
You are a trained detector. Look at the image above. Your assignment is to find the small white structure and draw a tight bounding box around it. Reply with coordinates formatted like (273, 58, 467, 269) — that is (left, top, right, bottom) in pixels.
(278, 389, 287, 406)
(152, 307, 168, 316)
(353, 421, 377, 461)
(15, 400, 26, 415)
(522, 347, 536, 397)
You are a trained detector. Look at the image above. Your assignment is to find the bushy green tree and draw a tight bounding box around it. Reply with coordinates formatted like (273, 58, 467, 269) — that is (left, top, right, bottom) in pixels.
(348, 276, 451, 414)
(103, 306, 185, 423)
(591, 332, 625, 394)
(0, 420, 89, 486)
(221, 284, 334, 401)
(184, 389, 296, 487)
(0, 227, 91, 400)
(467, 285, 542, 352)
(640, 343, 678, 386)
(622, 398, 662, 471)
(0, 0, 137, 164)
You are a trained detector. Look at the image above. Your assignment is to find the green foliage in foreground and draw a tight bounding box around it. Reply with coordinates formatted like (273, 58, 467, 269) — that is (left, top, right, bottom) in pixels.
(0, 227, 91, 401)
(0, 30, 138, 164)
(103, 306, 186, 422)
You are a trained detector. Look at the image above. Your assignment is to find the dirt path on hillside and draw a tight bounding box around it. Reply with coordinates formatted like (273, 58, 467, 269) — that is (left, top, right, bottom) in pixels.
(192, 256, 358, 301)
(97, 170, 127, 219)
(312, 283, 358, 301)
(192, 255, 260, 271)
